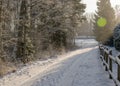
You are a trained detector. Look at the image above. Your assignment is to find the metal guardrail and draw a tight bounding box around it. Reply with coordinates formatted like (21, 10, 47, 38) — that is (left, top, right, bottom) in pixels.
(99, 45, 120, 86)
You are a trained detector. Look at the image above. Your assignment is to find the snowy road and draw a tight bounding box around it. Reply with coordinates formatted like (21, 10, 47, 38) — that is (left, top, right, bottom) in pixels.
(0, 39, 115, 86)
(22, 47, 114, 86)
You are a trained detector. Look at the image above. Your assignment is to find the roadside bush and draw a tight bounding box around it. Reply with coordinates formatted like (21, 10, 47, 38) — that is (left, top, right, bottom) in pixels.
(0, 59, 16, 76)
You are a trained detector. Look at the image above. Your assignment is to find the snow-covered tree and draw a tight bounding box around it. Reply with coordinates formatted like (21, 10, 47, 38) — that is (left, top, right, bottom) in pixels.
(93, 0, 116, 44)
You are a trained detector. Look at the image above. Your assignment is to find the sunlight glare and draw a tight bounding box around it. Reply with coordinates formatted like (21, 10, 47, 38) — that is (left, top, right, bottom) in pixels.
(82, 0, 120, 13)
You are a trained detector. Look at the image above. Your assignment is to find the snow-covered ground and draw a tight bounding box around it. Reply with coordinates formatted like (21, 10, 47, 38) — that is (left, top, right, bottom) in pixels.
(0, 39, 115, 86)
(75, 39, 98, 48)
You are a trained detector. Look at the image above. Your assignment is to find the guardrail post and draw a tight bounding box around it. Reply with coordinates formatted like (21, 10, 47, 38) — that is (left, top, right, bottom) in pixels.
(105, 48, 108, 71)
(99, 46, 102, 58)
(118, 55, 120, 81)
(102, 48, 104, 57)
(103, 48, 106, 66)
(109, 50, 112, 79)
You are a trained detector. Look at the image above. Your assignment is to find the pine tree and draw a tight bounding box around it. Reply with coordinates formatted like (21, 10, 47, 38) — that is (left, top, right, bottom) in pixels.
(93, 0, 116, 44)
(0, 0, 10, 61)
(115, 5, 120, 24)
(59, 0, 86, 45)
(0, 0, 3, 60)
(16, 0, 34, 63)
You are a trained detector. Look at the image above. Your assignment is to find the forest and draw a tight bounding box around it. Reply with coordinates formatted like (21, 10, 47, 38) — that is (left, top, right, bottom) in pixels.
(0, 0, 86, 75)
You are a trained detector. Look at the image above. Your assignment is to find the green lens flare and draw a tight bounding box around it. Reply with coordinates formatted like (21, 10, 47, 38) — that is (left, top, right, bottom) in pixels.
(97, 17, 107, 27)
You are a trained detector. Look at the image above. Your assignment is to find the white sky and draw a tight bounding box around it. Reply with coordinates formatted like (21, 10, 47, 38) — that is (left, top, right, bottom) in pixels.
(82, 0, 120, 13)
